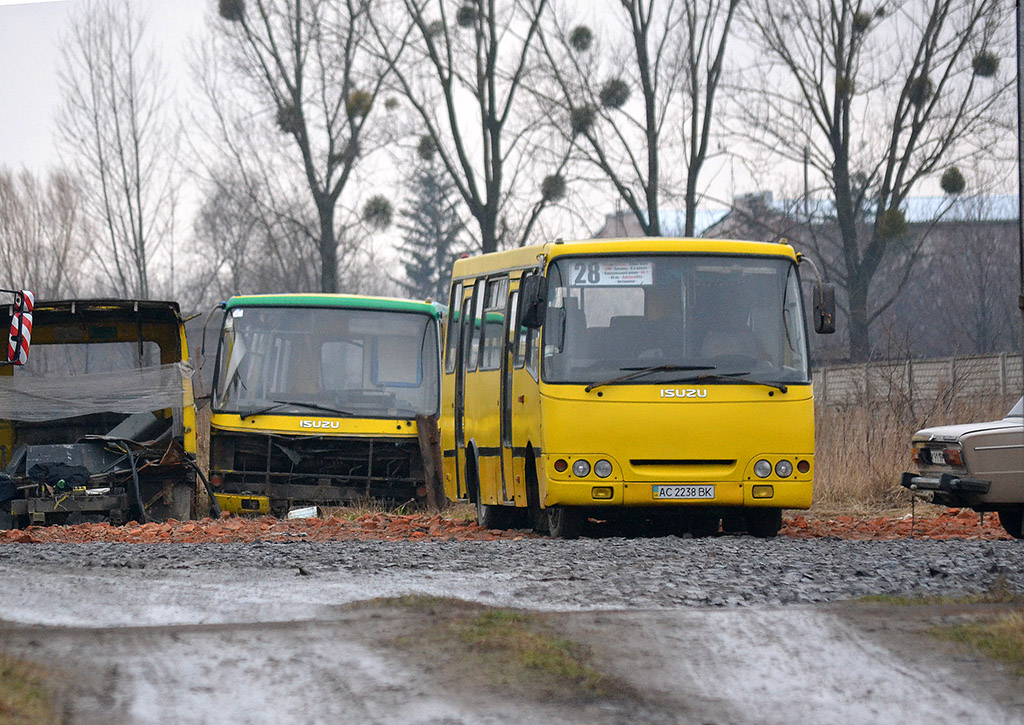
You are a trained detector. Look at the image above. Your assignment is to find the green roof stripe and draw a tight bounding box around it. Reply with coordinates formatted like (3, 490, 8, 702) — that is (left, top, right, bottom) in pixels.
(225, 294, 441, 317)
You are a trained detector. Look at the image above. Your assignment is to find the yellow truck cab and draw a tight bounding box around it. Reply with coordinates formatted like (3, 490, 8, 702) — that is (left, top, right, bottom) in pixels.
(0, 299, 198, 527)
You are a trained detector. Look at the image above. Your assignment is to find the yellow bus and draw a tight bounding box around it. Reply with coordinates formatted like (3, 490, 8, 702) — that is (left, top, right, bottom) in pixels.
(207, 294, 443, 515)
(441, 238, 835, 538)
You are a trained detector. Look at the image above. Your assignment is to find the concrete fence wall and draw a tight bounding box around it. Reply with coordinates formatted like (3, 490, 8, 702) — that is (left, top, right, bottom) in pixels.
(814, 353, 1023, 405)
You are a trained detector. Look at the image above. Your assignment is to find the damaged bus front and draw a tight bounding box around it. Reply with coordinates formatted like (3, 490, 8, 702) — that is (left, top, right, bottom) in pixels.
(0, 300, 198, 527)
(207, 294, 442, 515)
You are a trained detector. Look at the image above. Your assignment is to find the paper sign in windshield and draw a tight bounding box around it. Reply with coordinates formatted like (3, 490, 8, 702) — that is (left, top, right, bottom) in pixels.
(571, 260, 652, 286)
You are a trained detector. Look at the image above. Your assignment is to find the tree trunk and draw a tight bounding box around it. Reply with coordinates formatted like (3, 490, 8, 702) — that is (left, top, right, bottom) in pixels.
(480, 208, 498, 255)
(319, 203, 337, 293)
(847, 278, 871, 362)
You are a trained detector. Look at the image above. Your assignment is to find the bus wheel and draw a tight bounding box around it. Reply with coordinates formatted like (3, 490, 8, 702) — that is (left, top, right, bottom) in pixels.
(746, 509, 782, 538)
(546, 506, 582, 540)
(468, 462, 508, 530)
(997, 509, 1024, 539)
(475, 494, 510, 530)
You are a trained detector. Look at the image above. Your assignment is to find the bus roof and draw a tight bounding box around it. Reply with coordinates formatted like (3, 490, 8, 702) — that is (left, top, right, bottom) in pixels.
(224, 293, 442, 317)
(451, 237, 799, 279)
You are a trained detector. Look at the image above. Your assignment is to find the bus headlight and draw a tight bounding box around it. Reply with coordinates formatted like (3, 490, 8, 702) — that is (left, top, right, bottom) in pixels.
(594, 459, 613, 478)
(775, 460, 793, 478)
(572, 459, 591, 477)
(754, 459, 772, 478)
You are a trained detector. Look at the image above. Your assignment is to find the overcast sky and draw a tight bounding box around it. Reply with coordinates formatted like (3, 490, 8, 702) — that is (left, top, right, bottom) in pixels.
(0, 0, 207, 173)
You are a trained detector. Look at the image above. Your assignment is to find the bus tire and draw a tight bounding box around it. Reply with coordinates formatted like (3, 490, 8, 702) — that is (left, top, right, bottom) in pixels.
(467, 454, 508, 530)
(546, 506, 582, 540)
(997, 509, 1024, 539)
(525, 451, 547, 533)
(746, 509, 782, 538)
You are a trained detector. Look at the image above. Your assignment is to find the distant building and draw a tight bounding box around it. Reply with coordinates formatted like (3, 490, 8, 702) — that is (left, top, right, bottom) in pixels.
(592, 208, 729, 239)
(701, 191, 1018, 245)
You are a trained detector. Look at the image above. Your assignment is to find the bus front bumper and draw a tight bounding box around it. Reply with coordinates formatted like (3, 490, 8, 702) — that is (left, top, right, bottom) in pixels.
(543, 479, 812, 509)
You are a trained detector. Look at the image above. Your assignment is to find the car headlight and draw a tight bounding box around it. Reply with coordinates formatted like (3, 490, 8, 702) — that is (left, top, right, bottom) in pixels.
(754, 459, 772, 478)
(594, 459, 613, 478)
(775, 460, 793, 478)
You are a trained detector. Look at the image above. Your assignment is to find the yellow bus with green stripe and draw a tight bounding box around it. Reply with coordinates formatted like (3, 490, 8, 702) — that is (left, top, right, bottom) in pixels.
(208, 294, 442, 514)
(441, 238, 835, 538)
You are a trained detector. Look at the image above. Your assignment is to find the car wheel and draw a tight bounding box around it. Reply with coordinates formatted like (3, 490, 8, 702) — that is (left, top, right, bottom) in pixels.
(746, 509, 782, 538)
(546, 506, 582, 539)
(997, 509, 1024, 539)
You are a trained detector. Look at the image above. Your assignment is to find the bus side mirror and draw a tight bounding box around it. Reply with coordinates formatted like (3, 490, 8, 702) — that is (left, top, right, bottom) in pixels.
(814, 284, 836, 334)
(519, 274, 548, 329)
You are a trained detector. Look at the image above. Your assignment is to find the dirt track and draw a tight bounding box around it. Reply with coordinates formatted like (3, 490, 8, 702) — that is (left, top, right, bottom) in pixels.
(0, 534, 1022, 723)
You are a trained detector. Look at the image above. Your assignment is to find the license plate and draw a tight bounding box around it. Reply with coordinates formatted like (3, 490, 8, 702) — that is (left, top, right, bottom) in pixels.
(930, 449, 945, 465)
(653, 485, 715, 500)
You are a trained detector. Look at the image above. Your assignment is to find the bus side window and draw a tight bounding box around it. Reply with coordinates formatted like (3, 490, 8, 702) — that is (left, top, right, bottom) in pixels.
(462, 286, 478, 373)
(444, 282, 463, 374)
(525, 327, 539, 378)
(507, 290, 522, 368)
(480, 277, 508, 371)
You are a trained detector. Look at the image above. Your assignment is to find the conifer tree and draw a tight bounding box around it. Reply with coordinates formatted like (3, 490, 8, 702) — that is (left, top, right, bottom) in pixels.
(396, 159, 466, 301)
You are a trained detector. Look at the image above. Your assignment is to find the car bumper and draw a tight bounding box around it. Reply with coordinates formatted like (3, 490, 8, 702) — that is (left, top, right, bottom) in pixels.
(900, 471, 991, 494)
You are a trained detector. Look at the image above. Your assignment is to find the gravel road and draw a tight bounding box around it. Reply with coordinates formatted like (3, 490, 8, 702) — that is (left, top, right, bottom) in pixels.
(0, 536, 1020, 618)
(0, 536, 1022, 724)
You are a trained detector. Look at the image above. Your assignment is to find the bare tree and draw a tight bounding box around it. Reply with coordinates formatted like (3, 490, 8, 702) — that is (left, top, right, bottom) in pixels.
(0, 168, 92, 298)
(206, 0, 396, 293)
(538, 0, 738, 237)
(57, 0, 178, 299)
(372, 0, 568, 254)
(739, 0, 1012, 361)
(187, 172, 321, 304)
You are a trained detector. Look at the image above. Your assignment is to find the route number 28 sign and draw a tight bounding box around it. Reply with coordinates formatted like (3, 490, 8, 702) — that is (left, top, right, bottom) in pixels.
(570, 260, 652, 286)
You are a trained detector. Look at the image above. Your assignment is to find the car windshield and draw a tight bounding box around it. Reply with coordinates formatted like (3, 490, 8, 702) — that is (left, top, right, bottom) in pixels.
(541, 254, 810, 386)
(213, 306, 439, 418)
(1008, 397, 1024, 417)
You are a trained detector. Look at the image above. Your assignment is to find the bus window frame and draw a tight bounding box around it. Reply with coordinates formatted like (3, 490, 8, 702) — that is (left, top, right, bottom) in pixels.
(464, 282, 482, 373)
(479, 276, 508, 372)
(444, 281, 463, 374)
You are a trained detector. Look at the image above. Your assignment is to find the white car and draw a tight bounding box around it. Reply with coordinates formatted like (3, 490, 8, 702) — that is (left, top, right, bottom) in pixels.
(901, 398, 1024, 539)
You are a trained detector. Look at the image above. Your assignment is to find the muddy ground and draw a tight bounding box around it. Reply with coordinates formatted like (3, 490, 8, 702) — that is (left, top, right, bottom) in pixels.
(0, 537, 1022, 723)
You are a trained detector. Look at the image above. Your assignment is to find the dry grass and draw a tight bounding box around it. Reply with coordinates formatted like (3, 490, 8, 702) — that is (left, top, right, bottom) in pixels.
(936, 611, 1024, 676)
(858, 580, 1024, 675)
(0, 653, 58, 725)
(373, 595, 627, 703)
(813, 391, 1016, 511)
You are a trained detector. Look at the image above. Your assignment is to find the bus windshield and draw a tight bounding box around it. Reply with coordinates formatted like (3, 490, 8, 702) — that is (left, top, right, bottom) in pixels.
(541, 254, 810, 386)
(214, 306, 439, 418)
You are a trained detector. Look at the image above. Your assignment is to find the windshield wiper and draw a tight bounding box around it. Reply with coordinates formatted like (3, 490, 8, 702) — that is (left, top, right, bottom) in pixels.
(584, 365, 716, 393)
(237, 399, 353, 419)
(664, 371, 788, 393)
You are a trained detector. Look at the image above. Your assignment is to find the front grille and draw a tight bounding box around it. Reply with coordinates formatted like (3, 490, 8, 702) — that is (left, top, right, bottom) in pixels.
(210, 431, 424, 503)
(630, 459, 736, 467)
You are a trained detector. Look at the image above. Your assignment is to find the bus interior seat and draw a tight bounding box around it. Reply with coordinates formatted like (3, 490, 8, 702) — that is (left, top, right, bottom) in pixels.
(604, 315, 646, 359)
(699, 325, 764, 361)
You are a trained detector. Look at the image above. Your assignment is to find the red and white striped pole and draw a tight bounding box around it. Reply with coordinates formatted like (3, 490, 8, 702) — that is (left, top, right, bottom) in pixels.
(5, 290, 34, 366)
